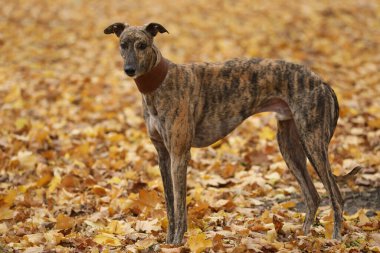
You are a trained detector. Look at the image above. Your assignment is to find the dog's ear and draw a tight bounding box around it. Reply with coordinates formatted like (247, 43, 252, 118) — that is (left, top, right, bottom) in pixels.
(104, 23, 126, 37)
(145, 23, 169, 37)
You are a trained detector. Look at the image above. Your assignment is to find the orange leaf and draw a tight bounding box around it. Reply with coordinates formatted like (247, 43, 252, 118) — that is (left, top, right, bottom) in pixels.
(212, 234, 225, 252)
(4, 189, 18, 206)
(280, 201, 296, 209)
(36, 172, 53, 187)
(92, 185, 107, 196)
(368, 119, 380, 128)
(138, 189, 161, 208)
(61, 174, 80, 189)
(56, 213, 75, 230)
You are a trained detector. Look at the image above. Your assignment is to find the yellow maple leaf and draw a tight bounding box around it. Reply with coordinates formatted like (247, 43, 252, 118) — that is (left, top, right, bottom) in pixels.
(104, 220, 134, 235)
(93, 232, 121, 246)
(187, 232, 212, 253)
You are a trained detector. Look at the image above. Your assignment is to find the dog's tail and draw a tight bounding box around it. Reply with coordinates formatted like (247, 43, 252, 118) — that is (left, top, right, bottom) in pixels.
(334, 166, 362, 182)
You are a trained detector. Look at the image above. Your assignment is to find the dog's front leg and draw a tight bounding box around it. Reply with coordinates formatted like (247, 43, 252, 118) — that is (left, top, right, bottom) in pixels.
(170, 149, 191, 244)
(151, 139, 175, 243)
(166, 104, 193, 244)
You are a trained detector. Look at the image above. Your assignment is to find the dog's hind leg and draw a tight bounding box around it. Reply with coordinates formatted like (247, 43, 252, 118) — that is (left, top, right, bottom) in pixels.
(292, 84, 344, 239)
(277, 118, 321, 235)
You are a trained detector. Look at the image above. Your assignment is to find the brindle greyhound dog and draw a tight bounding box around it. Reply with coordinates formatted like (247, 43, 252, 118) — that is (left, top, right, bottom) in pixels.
(104, 22, 361, 244)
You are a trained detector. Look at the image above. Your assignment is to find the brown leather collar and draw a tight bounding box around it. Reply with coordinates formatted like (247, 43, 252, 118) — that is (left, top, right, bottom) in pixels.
(134, 58, 169, 94)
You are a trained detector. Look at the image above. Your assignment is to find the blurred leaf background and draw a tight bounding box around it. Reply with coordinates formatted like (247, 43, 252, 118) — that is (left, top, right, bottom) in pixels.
(0, 0, 379, 252)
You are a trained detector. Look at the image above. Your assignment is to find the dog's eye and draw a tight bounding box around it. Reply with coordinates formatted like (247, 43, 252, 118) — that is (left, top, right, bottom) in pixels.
(120, 42, 127, 49)
(137, 43, 147, 50)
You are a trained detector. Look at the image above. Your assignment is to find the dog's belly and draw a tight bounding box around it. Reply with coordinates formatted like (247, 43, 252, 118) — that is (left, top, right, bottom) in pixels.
(191, 98, 292, 148)
(192, 115, 247, 147)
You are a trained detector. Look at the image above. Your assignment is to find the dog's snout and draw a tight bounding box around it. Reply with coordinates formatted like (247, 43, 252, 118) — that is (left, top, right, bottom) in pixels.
(124, 66, 136, 77)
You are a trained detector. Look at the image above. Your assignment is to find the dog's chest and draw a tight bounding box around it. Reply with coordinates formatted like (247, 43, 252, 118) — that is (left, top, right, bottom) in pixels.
(143, 91, 165, 116)
(142, 93, 173, 140)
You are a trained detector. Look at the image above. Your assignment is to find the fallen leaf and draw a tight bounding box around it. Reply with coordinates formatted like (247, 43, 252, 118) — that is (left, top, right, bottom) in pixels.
(0, 207, 13, 220)
(241, 237, 263, 251)
(321, 210, 334, 239)
(135, 219, 161, 233)
(24, 247, 44, 253)
(212, 234, 225, 252)
(56, 213, 75, 230)
(135, 238, 157, 250)
(44, 230, 64, 246)
(280, 201, 296, 209)
(273, 215, 284, 234)
(0, 223, 8, 234)
(35, 171, 53, 187)
(187, 231, 212, 253)
(93, 232, 121, 246)
(3, 189, 18, 206)
(61, 174, 80, 189)
(368, 119, 380, 128)
(24, 233, 44, 245)
(265, 172, 281, 185)
(357, 209, 371, 227)
(92, 185, 107, 196)
(17, 151, 38, 170)
(160, 244, 185, 253)
(104, 220, 134, 235)
(47, 175, 61, 194)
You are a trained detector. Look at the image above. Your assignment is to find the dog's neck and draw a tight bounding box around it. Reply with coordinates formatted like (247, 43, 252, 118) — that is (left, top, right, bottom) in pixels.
(134, 47, 169, 94)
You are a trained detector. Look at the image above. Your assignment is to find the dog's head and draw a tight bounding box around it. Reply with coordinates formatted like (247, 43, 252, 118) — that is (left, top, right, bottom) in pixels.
(104, 22, 168, 78)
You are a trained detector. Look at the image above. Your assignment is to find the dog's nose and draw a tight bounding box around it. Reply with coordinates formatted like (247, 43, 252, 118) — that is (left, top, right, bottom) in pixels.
(124, 67, 136, 77)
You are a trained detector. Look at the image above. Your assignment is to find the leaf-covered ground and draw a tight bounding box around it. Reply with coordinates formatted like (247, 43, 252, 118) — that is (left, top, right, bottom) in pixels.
(0, 0, 380, 252)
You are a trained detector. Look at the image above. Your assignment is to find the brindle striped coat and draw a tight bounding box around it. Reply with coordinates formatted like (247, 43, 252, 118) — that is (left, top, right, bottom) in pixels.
(105, 22, 360, 245)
